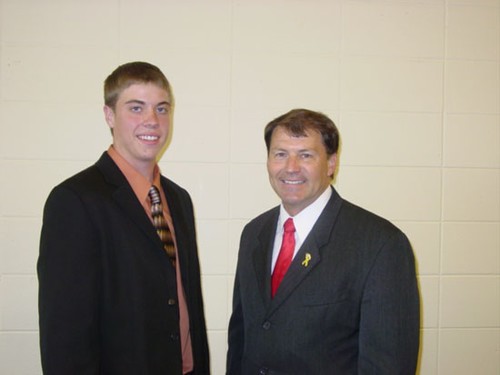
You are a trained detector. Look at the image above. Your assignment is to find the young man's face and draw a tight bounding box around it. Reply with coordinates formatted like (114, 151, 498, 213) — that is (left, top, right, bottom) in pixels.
(104, 83, 171, 175)
(267, 126, 336, 216)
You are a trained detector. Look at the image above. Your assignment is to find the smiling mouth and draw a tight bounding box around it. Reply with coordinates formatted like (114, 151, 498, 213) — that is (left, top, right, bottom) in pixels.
(138, 135, 159, 141)
(282, 179, 305, 185)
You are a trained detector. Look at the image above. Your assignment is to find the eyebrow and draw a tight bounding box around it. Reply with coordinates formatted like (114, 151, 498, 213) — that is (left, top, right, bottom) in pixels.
(270, 147, 316, 154)
(124, 99, 171, 107)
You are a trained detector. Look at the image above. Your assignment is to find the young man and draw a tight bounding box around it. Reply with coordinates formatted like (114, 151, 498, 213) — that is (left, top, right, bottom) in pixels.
(227, 109, 420, 374)
(38, 62, 210, 374)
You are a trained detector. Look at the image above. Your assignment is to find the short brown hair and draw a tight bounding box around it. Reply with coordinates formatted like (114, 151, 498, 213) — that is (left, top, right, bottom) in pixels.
(264, 108, 340, 155)
(104, 61, 172, 109)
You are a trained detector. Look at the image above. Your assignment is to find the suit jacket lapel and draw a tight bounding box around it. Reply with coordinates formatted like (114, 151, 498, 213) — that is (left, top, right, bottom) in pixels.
(252, 209, 280, 307)
(268, 189, 344, 314)
(161, 178, 192, 285)
(96, 153, 163, 251)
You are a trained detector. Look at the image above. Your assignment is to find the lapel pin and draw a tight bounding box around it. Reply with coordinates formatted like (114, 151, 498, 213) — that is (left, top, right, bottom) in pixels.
(302, 253, 312, 267)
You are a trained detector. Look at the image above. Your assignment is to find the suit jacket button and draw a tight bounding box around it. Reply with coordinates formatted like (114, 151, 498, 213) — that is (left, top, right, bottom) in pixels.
(258, 367, 269, 375)
(262, 321, 271, 330)
(168, 298, 177, 306)
(170, 333, 179, 341)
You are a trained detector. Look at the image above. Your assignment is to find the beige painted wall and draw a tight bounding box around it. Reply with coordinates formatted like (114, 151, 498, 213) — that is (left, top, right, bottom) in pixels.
(1, 0, 499, 374)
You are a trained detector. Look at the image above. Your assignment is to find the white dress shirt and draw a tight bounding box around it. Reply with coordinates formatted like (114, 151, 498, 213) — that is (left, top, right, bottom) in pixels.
(271, 186, 332, 273)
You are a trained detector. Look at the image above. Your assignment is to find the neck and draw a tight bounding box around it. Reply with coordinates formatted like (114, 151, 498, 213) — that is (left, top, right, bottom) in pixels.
(137, 163, 156, 183)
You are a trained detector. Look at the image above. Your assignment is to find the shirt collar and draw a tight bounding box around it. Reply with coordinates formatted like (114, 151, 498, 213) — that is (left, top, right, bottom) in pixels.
(278, 186, 332, 240)
(107, 145, 161, 205)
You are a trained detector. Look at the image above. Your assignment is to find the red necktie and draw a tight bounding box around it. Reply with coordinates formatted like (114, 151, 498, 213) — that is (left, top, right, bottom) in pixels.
(271, 218, 296, 298)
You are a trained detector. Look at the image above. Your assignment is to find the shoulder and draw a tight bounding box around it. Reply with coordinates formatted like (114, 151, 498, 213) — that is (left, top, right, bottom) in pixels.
(160, 176, 192, 202)
(340, 199, 399, 231)
(242, 206, 279, 234)
(41, 164, 106, 221)
(161, 175, 188, 194)
(335, 198, 409, 249)
(50, 164, 103, 197)
(325, 198, 415, 271)
(45, 153, 118, 205)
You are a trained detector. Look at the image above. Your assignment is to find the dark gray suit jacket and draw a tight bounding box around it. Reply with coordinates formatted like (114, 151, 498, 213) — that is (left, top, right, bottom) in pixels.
(227, 187, 419, 374)
(38, 152, 210, 374)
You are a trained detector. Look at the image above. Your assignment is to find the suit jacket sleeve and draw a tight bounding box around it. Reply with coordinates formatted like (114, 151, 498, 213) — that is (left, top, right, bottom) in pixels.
(358, 230, 420, 374)
(226, 266, 244, 374)
(38, 185, 101, 374)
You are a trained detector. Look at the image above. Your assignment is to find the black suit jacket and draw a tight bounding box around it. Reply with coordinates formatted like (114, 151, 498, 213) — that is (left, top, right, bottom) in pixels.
(38, 152, 210, 374)
(227, 187, 420, 374)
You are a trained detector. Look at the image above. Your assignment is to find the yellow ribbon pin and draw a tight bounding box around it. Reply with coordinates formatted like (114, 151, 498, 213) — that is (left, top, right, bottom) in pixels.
(302, 253, 312, 267)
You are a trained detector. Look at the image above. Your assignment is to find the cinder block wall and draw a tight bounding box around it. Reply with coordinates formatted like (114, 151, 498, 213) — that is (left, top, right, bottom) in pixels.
(1, 1, 498, 374)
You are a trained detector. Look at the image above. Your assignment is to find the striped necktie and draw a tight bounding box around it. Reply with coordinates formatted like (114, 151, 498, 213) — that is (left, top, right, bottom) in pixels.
(148, 185, 176, 267)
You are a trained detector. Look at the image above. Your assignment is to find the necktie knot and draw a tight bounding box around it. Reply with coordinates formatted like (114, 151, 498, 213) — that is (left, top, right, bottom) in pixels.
(148, 186, 161, 205)
(284, 218, 295, 233)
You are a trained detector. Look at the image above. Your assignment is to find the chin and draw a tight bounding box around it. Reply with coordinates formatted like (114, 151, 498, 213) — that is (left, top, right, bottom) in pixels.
(281, 197, 304, 209)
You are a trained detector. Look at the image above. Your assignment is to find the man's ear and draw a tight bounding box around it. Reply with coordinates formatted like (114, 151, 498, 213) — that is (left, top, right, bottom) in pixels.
(103, 105, 115, 129)
(327, 153, 337, 178)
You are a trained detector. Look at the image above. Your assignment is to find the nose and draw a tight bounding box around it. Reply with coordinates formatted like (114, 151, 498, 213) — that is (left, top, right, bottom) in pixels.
(144, 107, 159, 127)
(285, 155, 300, 172)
